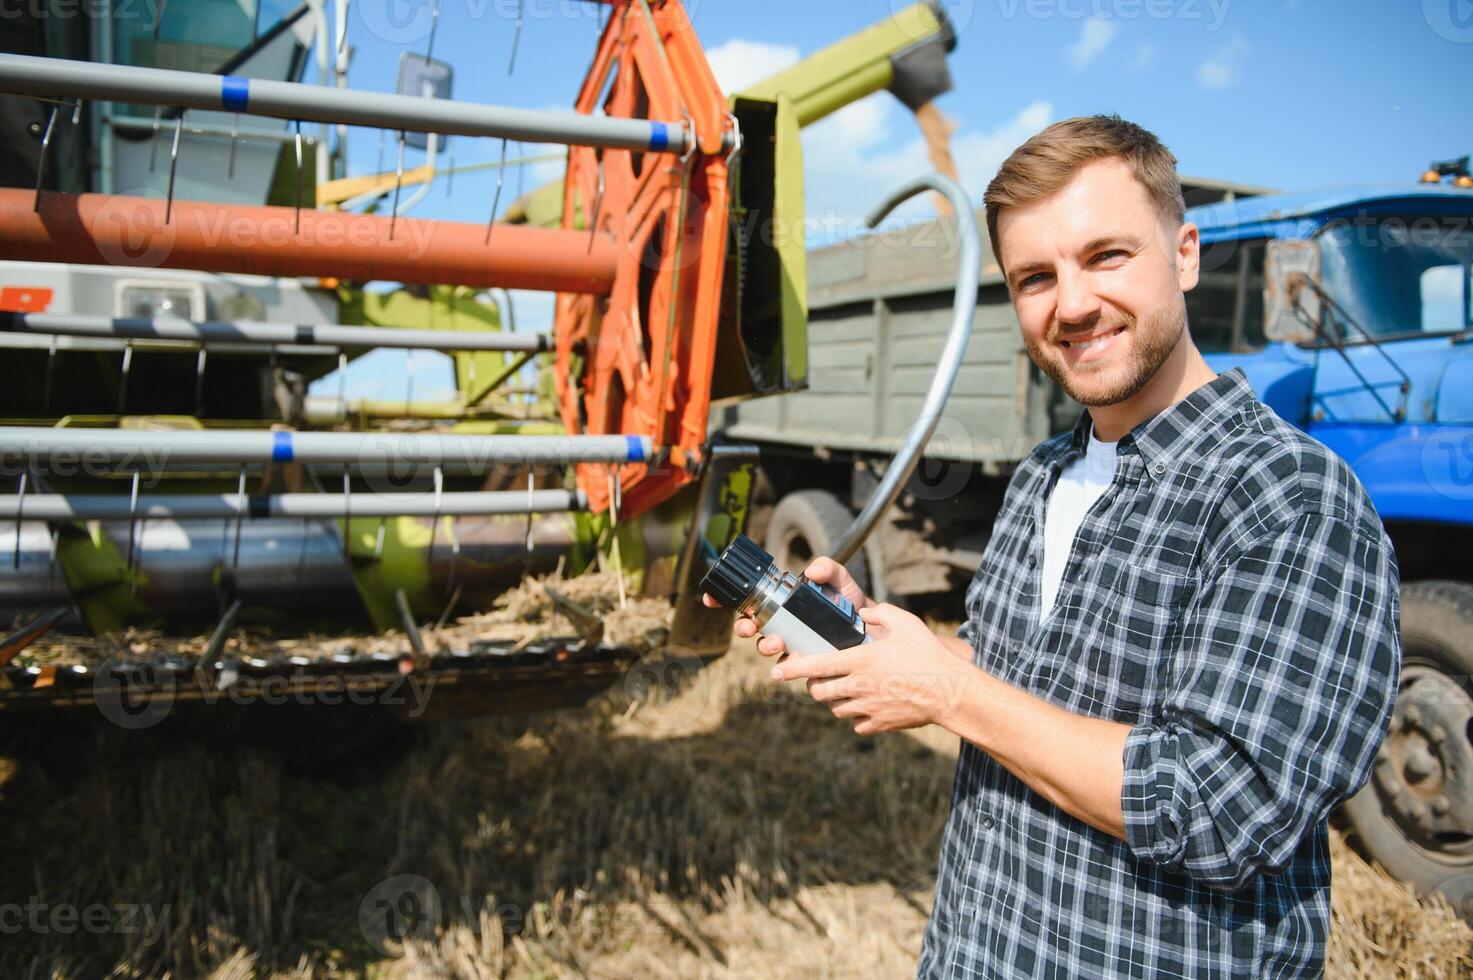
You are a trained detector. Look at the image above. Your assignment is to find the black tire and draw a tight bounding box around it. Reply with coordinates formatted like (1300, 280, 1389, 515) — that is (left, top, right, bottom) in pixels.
(764, 489, 871, 598)
(1342, 580, 1473, 921)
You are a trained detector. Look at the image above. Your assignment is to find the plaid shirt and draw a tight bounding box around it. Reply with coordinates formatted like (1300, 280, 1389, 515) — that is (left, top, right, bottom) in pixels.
(918, 368, 1401, 979)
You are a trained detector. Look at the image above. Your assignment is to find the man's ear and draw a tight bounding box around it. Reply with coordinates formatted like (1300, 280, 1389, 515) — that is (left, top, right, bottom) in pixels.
(1176, 222, 1201, 292)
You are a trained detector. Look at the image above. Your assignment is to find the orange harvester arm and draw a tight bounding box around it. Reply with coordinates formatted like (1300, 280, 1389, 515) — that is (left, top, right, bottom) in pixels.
(554, 0, 734, 519)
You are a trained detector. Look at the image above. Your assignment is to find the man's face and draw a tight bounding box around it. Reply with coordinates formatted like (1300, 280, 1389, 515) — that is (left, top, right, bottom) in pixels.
(996, 157, 1200, 407)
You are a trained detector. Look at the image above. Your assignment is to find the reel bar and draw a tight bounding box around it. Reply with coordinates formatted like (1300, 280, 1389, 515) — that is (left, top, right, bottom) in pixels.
(0, 427, 652, 467)
(0, 311, 550, 354)
(0, 488, 587, 520)
(0, 53, 688, 154)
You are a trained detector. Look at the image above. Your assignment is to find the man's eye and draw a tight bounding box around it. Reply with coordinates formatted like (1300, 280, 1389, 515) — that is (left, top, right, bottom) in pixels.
(1093, 249, 1127, 264)
(1019, 273, 1049, 289)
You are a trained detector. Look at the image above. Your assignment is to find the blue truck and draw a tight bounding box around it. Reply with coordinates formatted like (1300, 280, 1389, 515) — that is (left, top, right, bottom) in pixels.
(722, 162, 1473, 906)
(1193, 165, 1473, 906)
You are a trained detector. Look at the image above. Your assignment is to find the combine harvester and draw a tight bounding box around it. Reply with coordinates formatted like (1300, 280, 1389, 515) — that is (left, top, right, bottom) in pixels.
(0, 1, 975, 725)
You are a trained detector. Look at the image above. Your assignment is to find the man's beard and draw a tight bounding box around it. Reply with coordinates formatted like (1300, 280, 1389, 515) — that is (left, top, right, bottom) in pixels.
(1025, 298, 1186, 408)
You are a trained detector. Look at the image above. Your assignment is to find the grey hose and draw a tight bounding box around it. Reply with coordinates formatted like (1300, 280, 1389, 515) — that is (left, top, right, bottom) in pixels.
(829, 174, 980, 566)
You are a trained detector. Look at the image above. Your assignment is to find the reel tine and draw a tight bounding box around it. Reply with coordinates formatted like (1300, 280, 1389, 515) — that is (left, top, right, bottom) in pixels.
(389, 129, 406, 241)
(42, 335, 57, 414)
(341, 469, 351, 562)
(508, 0, 524, 75)
(165, 109, 184, 224)
(294, 120, 305, 235)
(228, 113, 240, 179)
(12, 471, 25, 571)
(194, 345, 207, 416)
(521, 470, 534, 581)
(425, 0, 442, 63)
(404, 348, 415, 414)
(125, 471, 141, 593)
(587, 151, 604, 251)
(446, 145, 454, 198)
(232, 465, 246, 570)
(148, 106, 163, 172)
(428, 465, 443, 560)
(32, 104, 57, 212)
(608, 469, 626, 610)
(117, 341, 134, 415)
(483, 136, 508, 245)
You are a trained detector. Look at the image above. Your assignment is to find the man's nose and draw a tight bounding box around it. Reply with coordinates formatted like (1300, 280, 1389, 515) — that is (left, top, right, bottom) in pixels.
(1053, 268, 1102, 328)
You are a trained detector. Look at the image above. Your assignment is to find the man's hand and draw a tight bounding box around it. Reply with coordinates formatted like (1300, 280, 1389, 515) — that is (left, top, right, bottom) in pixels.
(771, 603, 970, 735)
(701, 555, 872, 659)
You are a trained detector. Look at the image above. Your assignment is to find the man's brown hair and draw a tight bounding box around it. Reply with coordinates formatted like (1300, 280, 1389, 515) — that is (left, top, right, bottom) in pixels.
(984, 114, 1185, 267)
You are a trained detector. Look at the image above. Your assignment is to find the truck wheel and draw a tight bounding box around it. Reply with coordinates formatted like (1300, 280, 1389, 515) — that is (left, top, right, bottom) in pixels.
(1343, 580, 1473, 920)
(764, 489, 871, 597)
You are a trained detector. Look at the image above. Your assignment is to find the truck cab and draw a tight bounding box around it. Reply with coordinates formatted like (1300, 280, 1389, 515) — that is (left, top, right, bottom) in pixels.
(1188, 172, 1473, 907)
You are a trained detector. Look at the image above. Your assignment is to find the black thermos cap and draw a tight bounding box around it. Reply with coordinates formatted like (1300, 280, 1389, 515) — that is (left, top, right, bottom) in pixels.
(700, 534, 773, 610)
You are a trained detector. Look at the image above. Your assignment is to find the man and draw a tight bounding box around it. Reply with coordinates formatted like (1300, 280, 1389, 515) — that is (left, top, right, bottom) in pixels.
(706, 115, 1401, 977)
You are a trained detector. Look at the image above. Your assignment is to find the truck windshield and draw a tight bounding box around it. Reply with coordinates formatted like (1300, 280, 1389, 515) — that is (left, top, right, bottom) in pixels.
(1319, 216, 1473, 338)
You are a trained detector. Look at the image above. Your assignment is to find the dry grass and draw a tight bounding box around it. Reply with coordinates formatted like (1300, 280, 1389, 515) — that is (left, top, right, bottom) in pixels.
(1, 628, 1469, 977)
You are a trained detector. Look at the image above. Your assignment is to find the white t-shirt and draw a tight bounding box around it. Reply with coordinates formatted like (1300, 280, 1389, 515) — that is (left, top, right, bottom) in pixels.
(1039, 425, 1118, 620)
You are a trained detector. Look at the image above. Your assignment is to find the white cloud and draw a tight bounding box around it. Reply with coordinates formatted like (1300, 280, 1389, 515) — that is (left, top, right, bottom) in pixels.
(805, 95, 893, 153)
(1068, 19, 1118, 71)
(1197, 36, 1248, 90)
(798, 98, 1053, 245)
(1129, 42, 1156, 71)
(704, 38, 801, 95)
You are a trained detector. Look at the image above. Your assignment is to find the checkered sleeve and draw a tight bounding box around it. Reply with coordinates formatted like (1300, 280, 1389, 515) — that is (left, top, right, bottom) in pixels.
(1120, 510, 1401, 891)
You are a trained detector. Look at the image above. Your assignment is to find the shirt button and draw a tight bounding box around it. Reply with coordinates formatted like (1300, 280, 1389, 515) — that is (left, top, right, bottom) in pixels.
(1152, 462, 1166, 475)
(1027, 554, 1036, 568)
(981, 816, 996, 831)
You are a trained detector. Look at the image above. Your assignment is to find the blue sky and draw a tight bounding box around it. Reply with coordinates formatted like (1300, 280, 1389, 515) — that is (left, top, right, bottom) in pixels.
(308, 0, 1473, 400)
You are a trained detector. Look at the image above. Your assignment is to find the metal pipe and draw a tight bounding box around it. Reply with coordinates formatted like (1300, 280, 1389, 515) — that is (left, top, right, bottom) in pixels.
(0, 427, 652, 468)
(0, 53, 688, 154)
(0, 488, 587, 520)
(0, 311, 550, 353)
(830, 174, 980, 566)
(0, 512, 578, 627)
(0, 191, 618, 294)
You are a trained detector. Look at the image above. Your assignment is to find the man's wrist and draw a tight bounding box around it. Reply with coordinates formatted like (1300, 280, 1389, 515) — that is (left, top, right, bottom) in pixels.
(931, 653, 982, 729)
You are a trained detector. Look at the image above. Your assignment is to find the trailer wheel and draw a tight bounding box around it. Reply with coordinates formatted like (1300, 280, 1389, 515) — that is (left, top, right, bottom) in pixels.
(764, 489, 871, 598)
(1343, 580, 1473, 920)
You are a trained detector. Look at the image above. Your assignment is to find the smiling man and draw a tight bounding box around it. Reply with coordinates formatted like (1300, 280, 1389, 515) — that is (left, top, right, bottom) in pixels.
(710, 115, 1402, 977)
